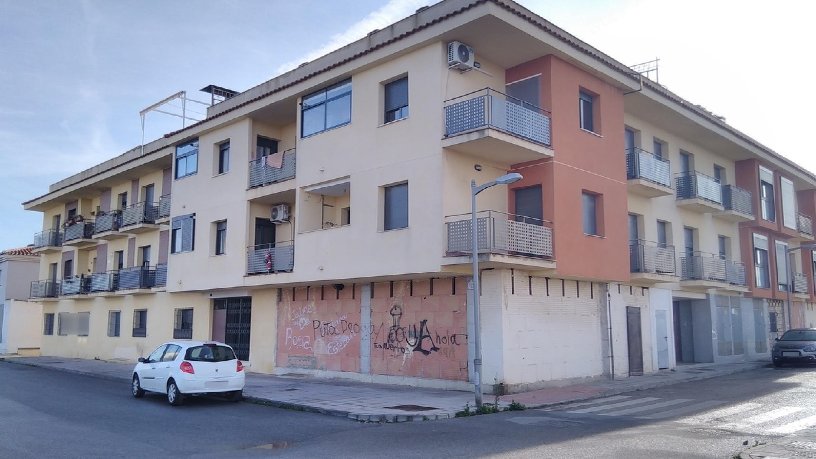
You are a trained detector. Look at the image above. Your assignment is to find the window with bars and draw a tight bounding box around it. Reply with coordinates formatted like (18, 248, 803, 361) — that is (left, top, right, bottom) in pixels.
(173, 308, 193, 340)
(133, 309, 147, 337)
(108, 311, 121, 337)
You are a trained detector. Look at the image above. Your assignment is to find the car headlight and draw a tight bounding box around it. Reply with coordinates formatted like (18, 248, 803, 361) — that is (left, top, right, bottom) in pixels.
(803, 344, 816, 352)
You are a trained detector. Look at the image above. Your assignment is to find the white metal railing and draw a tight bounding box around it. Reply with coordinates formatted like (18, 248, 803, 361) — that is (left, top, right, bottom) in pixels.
(248, 149, 296, 188)
(680, 251, 746, 286)
(247, 241, 295, 274)
(797, 213, 813, 237)
(626, 148, 672, 188)
(630, 240, 676, 275)
(445, 210, 553, 259)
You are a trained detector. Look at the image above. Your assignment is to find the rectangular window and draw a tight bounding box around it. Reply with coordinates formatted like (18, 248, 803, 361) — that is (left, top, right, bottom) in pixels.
(133, 309, 147, 337)
(624, 127, 636, 153)
(218, 141, 230, 174)
(77, 312, 89, 337)
(656, 220, 668, 248)
(139, 245, 151, 267)
(301, 79, 352, 137)
(781, 176, 796, 230)
(171, 214, 195, 253)
(753, 234, 770, 289)
(683, 227, 695, 257)
(776, 240, 789, 291)
(582, 192, 599, 235)
(769, 312, 778, 333)
(653, 138, 665, 159)
(63, 259, 73, 279)
(173, 308, 194, 340)
(384, 76, 408, 123)
(679, 151, 692, 173)
(384, 183, 409, 231)
(713, 165, 726, 184)
(58, 312, 69, 336)
(718, 235, 728, 259)
(43, 313, 54, 335)
(107, 311, 121, 337)
(760, 166, 775, 222)
(578, 90, 595, 132)
(114, 250, 124, 270)
(174, 139, 199, 179)
(118, 192, 128, 210)
(215, 220, 227, 255)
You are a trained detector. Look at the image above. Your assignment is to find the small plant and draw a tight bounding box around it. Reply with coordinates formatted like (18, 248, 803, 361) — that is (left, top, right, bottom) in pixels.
(505, 400, 526, 411)
(455, 402, 473, 417)
(476, 404, 500, 415)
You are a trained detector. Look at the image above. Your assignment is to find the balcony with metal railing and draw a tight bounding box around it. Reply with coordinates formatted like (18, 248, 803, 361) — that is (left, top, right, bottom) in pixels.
(88, 271, 118, 293)
(791, 272, 809, 296)
(116, 266, 156, 292)
(154, 264, 167, 288)
(248, 149, 296, 190)
(247, 241, 295, 275)
(680, 251, 747, 292)
(156, 195, 171, 224)
(626, 148, 673, 197)
(675, 171, 725, 213)
(32, 229, 62, 253)
(717, 185, 754, 222)
(62, 220, 96, 249)
(119, 202, 159, 234)
(443, 210, 555, 273)
(30, 280, 60, 299)
(442, 88, 553, 165)
(797, 213, 814, 240)
(629, 240, 677, 284)
(92, 210, 126, 240)
(60, 276, 90, 296)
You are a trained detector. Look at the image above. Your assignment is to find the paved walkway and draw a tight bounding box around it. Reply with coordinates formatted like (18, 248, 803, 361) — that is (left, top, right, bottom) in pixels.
(0, 355, 766, 423)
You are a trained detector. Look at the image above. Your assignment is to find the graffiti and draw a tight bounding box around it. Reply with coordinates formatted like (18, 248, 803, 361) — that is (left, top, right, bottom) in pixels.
(313, 319, 361, 338)
(289, 304, 316, 330)
(372, 304, 467, 358)
(284, 327, 312, 351)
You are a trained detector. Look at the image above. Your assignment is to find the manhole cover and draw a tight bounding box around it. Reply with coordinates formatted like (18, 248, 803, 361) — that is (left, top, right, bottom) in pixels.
(384, 405, 438, 411)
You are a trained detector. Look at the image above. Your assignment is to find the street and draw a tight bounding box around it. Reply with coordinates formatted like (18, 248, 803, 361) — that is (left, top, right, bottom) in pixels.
(1, 362, 815, 458)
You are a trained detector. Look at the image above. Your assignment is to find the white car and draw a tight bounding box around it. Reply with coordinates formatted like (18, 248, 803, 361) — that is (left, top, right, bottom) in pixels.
(132, 340, 245, 405)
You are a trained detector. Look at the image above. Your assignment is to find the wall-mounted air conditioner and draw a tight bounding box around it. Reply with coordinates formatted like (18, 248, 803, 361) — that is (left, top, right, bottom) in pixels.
(447, 41, 475, 71)
(270, 204, 290, 223)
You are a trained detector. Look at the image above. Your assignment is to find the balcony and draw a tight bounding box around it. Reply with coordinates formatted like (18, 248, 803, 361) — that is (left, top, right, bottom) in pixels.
(442, 88, 553, 165)
(32, 229, 62, 253)
(116, 266, 156, 292)
(30, 280, 60, 299)
(154, 264, 167, 288)
(626, 148, 673, 197)
(680, 251, 747, 292)
(675, 171, 724, 213)
(120, 202, 159, 234)
(797, 213, 814, 240)
(88, 272, 117, 293)
(62, 220, 96, 249)
(156, 195, 171, 224)
(92, 211, 126, 240)
(792, 272, 809, 297)
(443, 211, 555, 273)
(247, 242, 294, 275)
(629, 240, 677, 285)
(716, 185, 754, 222)
(61, 276, 90, 296)
(248, 149, 296, 189)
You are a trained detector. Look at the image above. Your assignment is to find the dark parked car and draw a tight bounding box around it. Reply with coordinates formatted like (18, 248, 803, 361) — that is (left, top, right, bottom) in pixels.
(772, 328, 816, 367)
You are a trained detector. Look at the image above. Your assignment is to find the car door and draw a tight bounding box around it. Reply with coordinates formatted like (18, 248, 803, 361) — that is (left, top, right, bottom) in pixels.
(154, 344, 181, 391)
(139, 345, 167, 392)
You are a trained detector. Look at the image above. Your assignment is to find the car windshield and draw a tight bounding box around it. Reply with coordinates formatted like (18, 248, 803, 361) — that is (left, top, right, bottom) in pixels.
(780, 330, 816, 341)
(184, 345, 237, 362)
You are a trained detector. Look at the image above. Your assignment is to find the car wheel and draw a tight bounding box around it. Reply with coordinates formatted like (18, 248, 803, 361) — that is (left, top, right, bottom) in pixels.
(132, 374, 145, 398)
(226, 390, 243, 402)
(167, 380, 184, 406)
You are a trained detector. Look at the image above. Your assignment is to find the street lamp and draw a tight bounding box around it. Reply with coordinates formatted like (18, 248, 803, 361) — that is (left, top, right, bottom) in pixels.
(785, 243, 816, 331)
(470, 172, 523, 407)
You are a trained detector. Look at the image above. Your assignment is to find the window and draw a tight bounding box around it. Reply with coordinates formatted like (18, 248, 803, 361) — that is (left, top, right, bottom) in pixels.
(760, 166, 775, 222)
(139, 245, 151, 268)
(384, 183, 409, 230)
(218, 141, 230, 174)
(58, 312, 69, 336)
(174, 139, 199, 179)
(114, 250, 124, 271)
(683, 227, 695, 257)
(162, 344, 182, 362)
(713, 165, 726, 184)
(43, 313, 54, 335)
(769, 312, 779, 333)
(679, 151, 693, 173)
(753, 234, 770, 289)
(63, 259, 73, 279)
(77, 312, 90, 337)
(133, 309, 147, 337)
(256, 136, 278, 158)
(301, 79, 352, 137)
(215, 220, 227, 255)
(108, 311, 121, 337)
(578, 90, 595, 132)
(656, 221, 669, 248)
(653, 138, 665, 159)
(627, 213, 640, 242)
(776, 241, 789, 292)
(718, 235, 729, 260)
(171, 214, 195, 253)
(118, 192, 128, 210)
(146, 344, 166, 363)
(624, 127, 636, 153)
(582, 192, 599, 235)
(781, 176, 796, 230)
(173, 308, 194, 340)
(384, 77, 408, 123)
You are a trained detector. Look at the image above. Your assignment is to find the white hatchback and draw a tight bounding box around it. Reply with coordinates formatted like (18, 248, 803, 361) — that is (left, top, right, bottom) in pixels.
(132, 341, 246, 405)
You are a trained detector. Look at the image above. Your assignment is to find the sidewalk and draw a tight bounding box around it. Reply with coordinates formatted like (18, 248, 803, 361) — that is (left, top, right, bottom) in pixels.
(0, 355, 766, 423)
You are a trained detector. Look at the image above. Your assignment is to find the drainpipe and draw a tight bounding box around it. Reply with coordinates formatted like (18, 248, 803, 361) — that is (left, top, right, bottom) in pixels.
(607, 285, 615, 380)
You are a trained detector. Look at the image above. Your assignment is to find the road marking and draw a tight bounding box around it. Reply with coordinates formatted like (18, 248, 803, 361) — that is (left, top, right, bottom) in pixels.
(542, 395, 632, 411)
(742, 407, 804, 426)
(568, 397, 661, 414)
(677, 402, 762, 424)
(769, 414, 816, 435)
(597, 398, 692, 416)
(637, 400, 724, 420)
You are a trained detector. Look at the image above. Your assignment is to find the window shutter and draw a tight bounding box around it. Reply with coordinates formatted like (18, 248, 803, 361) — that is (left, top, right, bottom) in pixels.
(384, 78, 408, 112)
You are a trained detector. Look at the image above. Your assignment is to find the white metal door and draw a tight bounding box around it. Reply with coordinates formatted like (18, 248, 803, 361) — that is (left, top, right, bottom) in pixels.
(656, 309, 669, 369)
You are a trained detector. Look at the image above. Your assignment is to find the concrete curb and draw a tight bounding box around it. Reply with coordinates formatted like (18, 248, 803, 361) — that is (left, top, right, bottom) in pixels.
(1, 357, 131, 384)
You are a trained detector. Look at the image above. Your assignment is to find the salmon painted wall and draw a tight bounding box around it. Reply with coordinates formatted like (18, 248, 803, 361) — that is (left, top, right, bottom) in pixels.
(506, 55, 628, 281)
(276, 279, 469, 381)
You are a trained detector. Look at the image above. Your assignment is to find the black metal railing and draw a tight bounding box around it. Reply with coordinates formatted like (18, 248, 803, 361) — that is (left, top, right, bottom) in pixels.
(154, 264, 167, 287)
(158, 195, 171, 219)
(88, 271, 118, 293)
(444, 88, 552, 147)
(33, 229, 62, 248)
(63, 221, 95, 242)
(676, 171, 722, 205)
(117, 266, 156, 290)
(630, 240, 676, 275)
(721, 185, 754, 217)
(121, 202, 158, 227)
(30, 280, 60, 298)
(626, 148, 672, 188)
(61, 276, 90, 295)
(93, 211, 122, 234)
(247, 241, 294, 274)
(680, 251, 746, 286)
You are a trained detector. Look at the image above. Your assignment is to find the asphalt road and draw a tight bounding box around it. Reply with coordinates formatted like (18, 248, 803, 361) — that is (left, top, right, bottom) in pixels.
(2, 361, 815, 458)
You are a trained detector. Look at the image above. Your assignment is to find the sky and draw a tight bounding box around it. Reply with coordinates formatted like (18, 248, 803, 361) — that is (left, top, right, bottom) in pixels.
(1, 0, 814, 251)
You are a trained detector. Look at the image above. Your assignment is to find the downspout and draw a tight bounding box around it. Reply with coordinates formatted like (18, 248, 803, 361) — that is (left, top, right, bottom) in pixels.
(607, 285, 615, 380)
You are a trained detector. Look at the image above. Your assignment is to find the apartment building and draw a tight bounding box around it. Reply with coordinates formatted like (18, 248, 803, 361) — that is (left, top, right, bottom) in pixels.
(0, 246, 40, 355)
(23, 0, 816, 393)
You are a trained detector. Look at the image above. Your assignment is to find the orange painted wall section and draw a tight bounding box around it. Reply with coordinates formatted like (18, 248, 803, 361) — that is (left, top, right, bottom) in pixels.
(507, 55, 629, 281)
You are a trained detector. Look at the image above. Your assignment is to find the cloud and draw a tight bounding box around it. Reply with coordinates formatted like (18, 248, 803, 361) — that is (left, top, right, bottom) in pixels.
(275, 0, 434, 75)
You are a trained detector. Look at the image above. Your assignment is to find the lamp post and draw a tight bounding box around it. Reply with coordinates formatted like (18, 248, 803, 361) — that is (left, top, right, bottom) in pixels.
(785, 243, 816, 331)
(470, 172, 523, 407)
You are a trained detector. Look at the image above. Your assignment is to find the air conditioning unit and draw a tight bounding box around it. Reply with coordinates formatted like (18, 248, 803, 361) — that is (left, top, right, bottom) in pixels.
(447, 41, 475, 71)
(270, 204, 290, 223)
